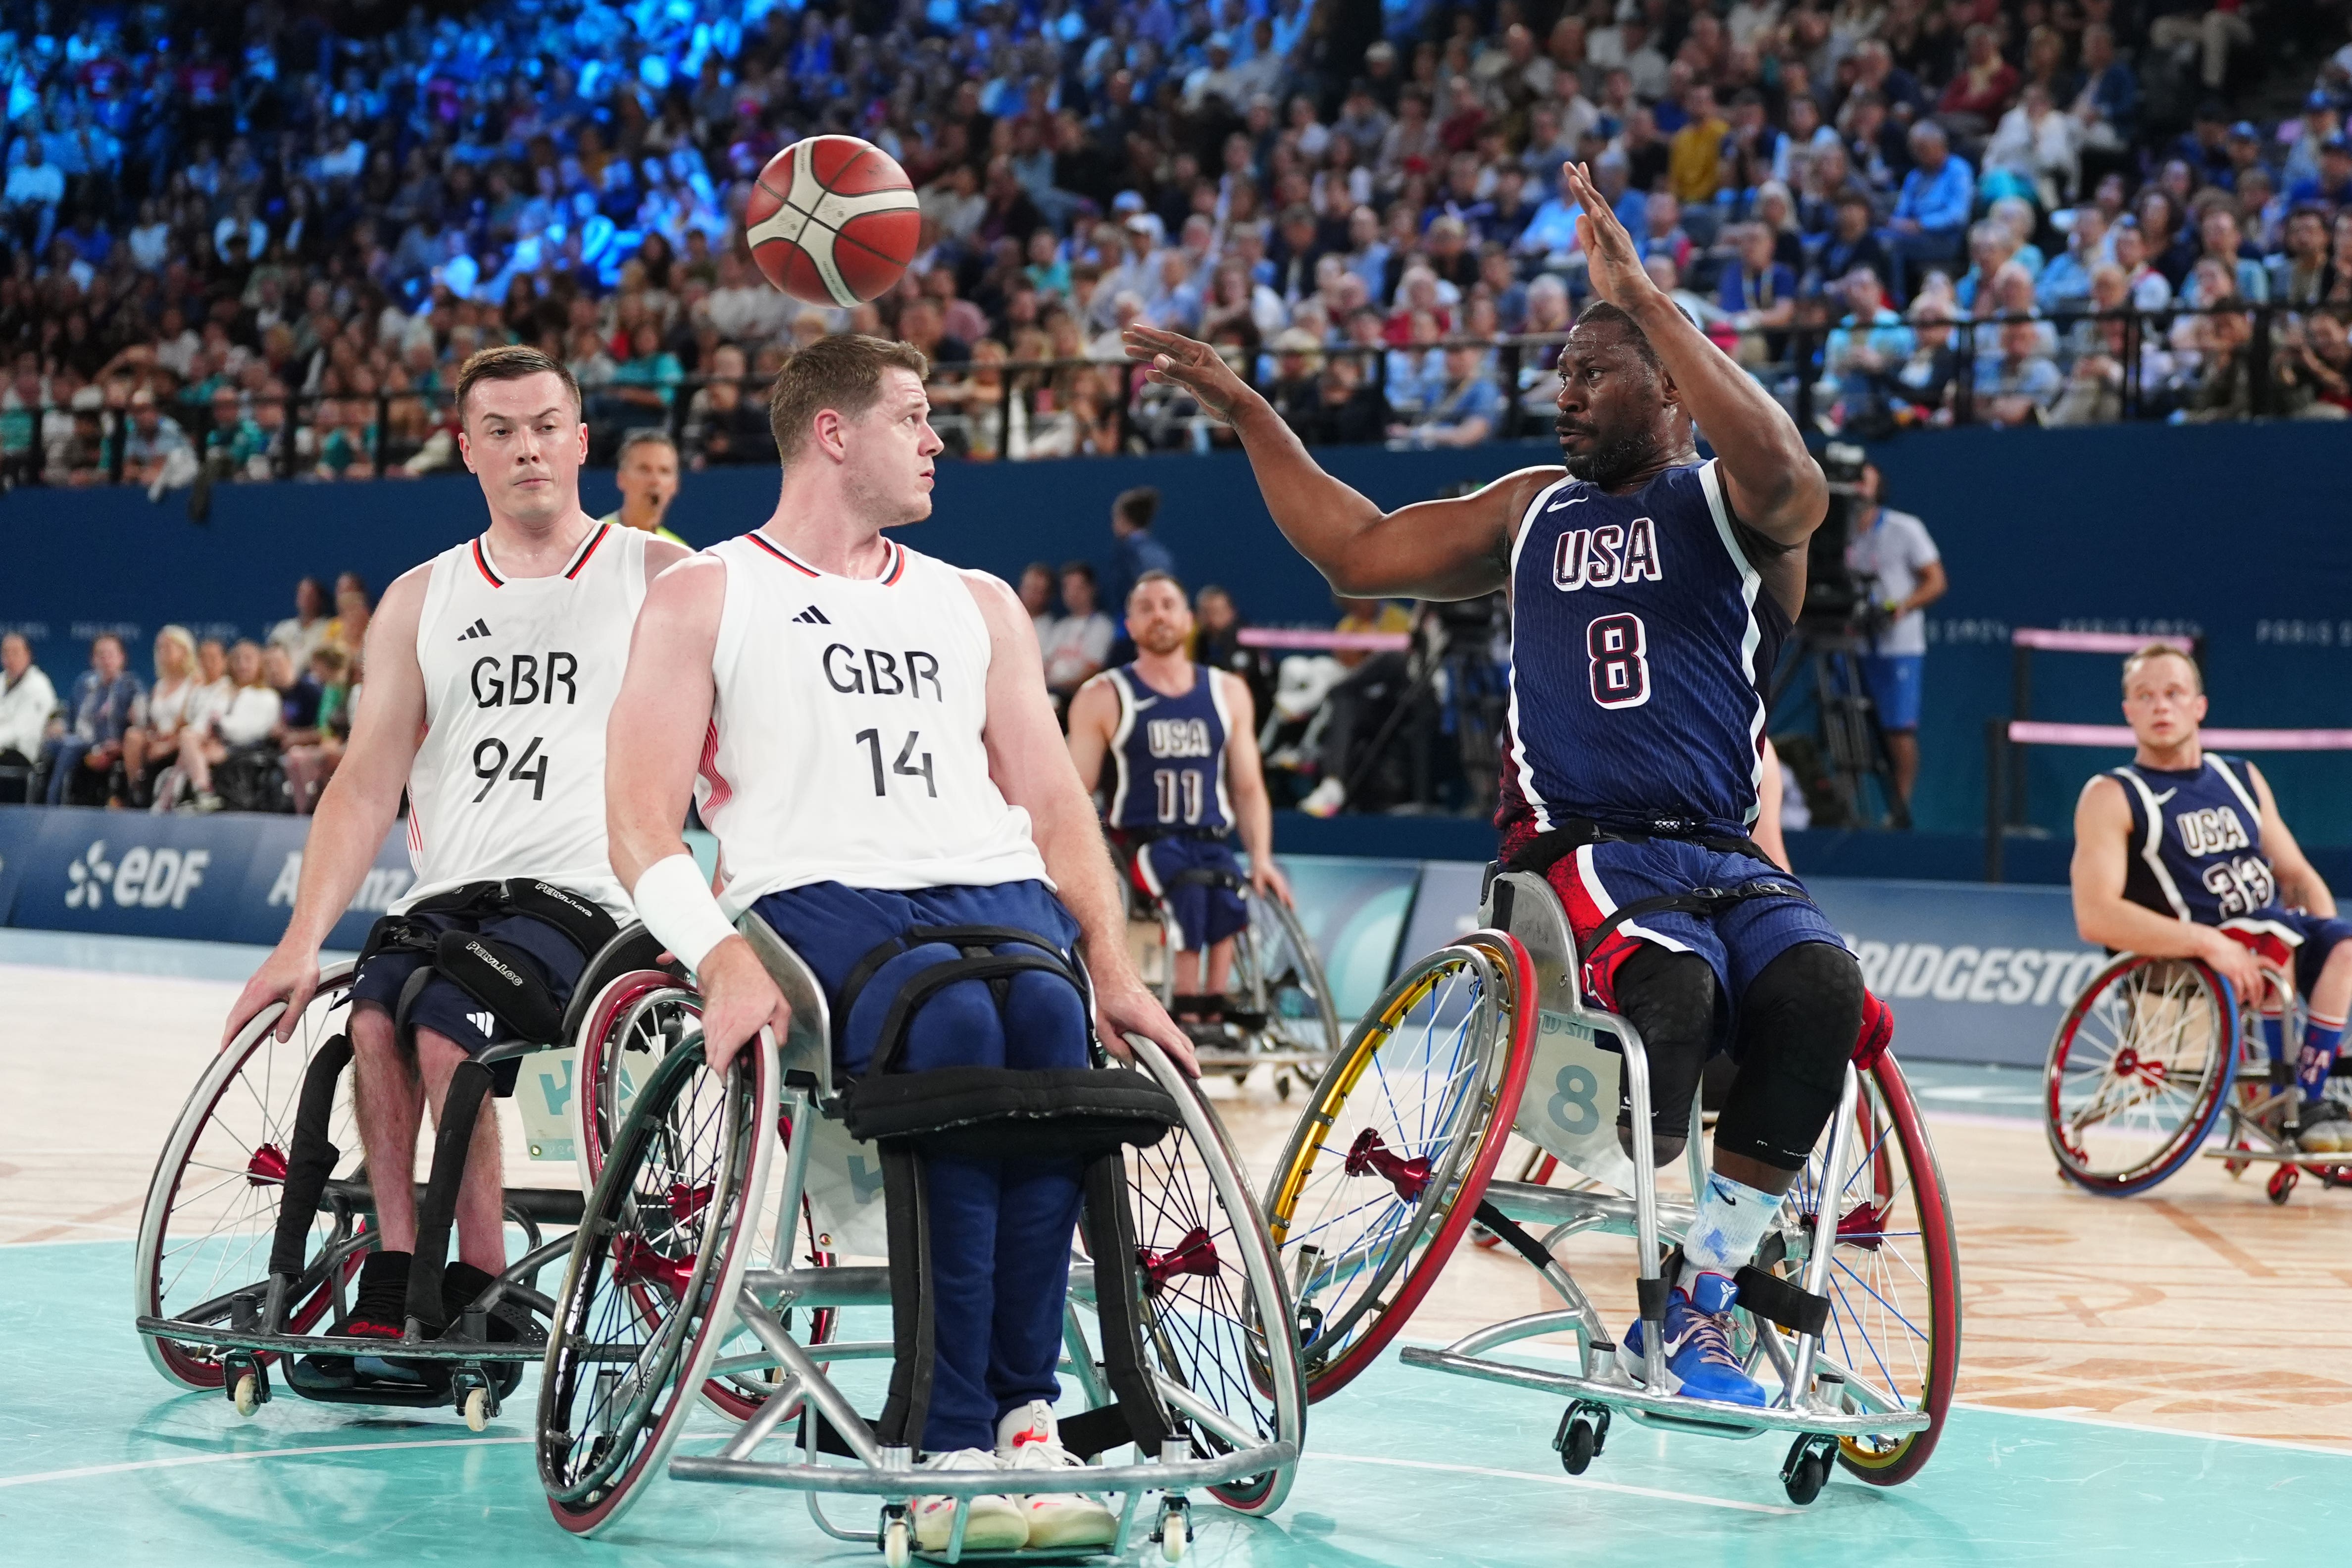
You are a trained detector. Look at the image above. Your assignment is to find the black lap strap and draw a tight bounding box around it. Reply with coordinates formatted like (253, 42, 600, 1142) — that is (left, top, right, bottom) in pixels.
(1733, 1264, 1831, 1338)
(434, 929, 567, 1045)
(498, 878, 620, 962)
(841, 1065, 1179, 1157)
(1504, 816, 1778, 880)
(1166, 866, 1245, 892)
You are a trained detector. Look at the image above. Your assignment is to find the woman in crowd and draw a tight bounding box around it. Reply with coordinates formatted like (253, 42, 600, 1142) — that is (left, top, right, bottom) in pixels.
(175, 640, 285, 814)
(126, 624, 201, 810)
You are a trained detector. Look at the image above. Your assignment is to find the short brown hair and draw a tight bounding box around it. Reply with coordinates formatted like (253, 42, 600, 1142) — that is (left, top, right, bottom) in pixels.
(1129, 568, 1187, 606)
(766, 333, 931, 463)
(455, 344, 582, 426)
(2121, 643, 2202, 695)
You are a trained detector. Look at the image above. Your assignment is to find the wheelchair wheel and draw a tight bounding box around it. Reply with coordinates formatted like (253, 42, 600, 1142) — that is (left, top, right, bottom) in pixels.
(1115, 1034, 1307, 1516)
(1235, 892, 1343, 1085)
(135, 966, 364, 1391)
(539, 1029, 775, 1535)
(576, 981, 838, 1421)
(1264, 931, 1538, 1401)
(1768, 1055, 1960, 1487)
(2046, 955, 2240, 1196)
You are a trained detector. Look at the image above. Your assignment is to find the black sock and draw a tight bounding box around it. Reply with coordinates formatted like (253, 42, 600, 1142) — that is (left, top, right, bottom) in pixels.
(347, 1249, 412, 1332)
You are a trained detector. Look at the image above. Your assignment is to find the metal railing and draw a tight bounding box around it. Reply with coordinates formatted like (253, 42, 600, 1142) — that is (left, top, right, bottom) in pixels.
(3, 303, 2339, 490)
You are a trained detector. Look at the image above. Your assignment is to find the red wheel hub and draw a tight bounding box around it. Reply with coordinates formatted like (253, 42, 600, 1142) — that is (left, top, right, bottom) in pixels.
(666, 1181, 714, 1227)
(246, 1143, 288, 1187)
(612, 1233, 695, 1299)
(1139, 1226, 1220, 1294)
(2111, 1046, 2167, 1087)
(1345, 1128, 1432, 1204)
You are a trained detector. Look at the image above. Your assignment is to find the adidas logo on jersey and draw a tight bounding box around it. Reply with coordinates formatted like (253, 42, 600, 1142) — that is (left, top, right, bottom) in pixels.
(456, 618, 493, 641)
(791, 605, 832, 625)
(466, 1011, 497, 1037)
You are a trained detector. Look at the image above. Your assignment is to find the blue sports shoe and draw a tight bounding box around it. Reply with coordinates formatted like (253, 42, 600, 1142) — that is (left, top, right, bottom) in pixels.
(1618, 1272, 1765, 1407)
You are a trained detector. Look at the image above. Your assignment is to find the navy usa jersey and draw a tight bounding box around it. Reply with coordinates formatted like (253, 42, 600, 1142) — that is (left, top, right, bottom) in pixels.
(1104, 663, 1233, 832)
(1499, 458, 1789, 837)
(2110, 755, 2288, 927)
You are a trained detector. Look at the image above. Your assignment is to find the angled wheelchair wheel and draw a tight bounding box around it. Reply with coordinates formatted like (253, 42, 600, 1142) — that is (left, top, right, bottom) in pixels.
(1234, 892, 1343, 1086)
(576, 981, 837, 1421)
(135, 966, 365, 1390)
(2046, 955, 2239, 1196)
(539, 1029, 775, 1536)
(1114, 1034, 1307, 1516)
(1264, 931, 1538, 1401)
(1770, 1055, 1960, 1487)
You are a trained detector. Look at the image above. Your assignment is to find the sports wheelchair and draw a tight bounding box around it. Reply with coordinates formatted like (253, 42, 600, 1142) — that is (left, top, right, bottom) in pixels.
(535, 910, 1306, 1562)
(1118, 844, 1341, 1097)
(1262, 868, 1959, 1506)
(2046, 952, 2352, 1202)
(132, 887, 677, 1430)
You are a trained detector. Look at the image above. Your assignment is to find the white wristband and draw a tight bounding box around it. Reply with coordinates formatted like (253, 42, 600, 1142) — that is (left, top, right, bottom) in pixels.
(631, 853, 738, 975)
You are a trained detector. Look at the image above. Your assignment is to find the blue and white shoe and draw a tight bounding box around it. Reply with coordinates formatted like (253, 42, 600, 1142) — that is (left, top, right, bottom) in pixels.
(1619, 1272, 1765, 1407)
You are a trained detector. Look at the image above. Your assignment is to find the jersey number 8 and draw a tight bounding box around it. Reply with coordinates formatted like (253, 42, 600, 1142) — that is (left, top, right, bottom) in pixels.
(1587, 613, 1651, 710)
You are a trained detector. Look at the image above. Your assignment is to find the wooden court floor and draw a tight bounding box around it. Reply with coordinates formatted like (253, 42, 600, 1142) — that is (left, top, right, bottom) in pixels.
(7, 942, 2351, 1452)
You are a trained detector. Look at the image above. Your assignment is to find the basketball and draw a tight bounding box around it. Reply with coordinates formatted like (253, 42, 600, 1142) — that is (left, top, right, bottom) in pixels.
(744, 135, 920, 308)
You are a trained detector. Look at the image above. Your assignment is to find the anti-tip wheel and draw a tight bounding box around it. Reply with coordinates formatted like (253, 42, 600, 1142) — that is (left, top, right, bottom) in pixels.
(1157, 1506, 1190, 1563)
(881, 1515, 911, 1568)
(2269, 1165, 2300, 1204)
(1554, 1405, 1605, 1475)
(464, 1388, 489, 1432)
(232, 1372, 259, 1417)
(1781, 1436, 1834, 1506)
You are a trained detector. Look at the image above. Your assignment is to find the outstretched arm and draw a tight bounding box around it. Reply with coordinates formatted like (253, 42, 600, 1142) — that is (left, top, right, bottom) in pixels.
(1562, 160, 1827, 546)
(1124, 320, 1549, 599)
(968, 571, 1198, 1075)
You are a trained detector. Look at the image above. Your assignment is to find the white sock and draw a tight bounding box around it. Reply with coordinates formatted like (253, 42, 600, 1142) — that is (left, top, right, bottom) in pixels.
(1679, 1170, 1782, 1293)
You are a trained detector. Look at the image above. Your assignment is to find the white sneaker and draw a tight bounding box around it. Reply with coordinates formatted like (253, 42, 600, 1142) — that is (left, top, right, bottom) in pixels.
(912, 1448, 1027, 1553)
(998, 1401, 1119, 1550)
(1298, 777, 1347, 818)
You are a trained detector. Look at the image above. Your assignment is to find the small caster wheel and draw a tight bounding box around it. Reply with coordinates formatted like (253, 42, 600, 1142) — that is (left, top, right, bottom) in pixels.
(463, 1388, 489, 1431)
(881, 1513, 911, 1568)
(233, 1372, 259, 1417)
(1552, 1403, 1608, 1475)
(1780, 1436, 1833, 1506)
(1155, 1500, 1191, 1563)
(2269, 1165, 2299, 1205)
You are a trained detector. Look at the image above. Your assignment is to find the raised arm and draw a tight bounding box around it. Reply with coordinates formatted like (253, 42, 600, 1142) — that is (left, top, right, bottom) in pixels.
(2249, 763, 2337, 918)
(1561, 160, 1827, 546)
(606, 556, 790, 1075)
(1124, 320, 1550, 599)
(221, 566, 431, 1045)
(967, 571, 1197, 1074)
(2071, 775, 2261, 997)
(1219, 673, 1291, 905)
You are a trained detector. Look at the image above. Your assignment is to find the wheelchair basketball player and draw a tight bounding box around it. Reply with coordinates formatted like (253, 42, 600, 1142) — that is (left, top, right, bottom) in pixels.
(1129, 161, 1893, 1408)
(1065, 570, 1292, 1018)
(605, 333, 1196, 1552)
(221, 346, 690, 1377)
(2071, 644, 2352, 1151)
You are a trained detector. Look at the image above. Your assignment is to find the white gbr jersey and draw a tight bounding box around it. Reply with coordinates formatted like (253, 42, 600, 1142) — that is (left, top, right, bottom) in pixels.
(398, 522, 647, 918)
(699, 531, 1048, 917)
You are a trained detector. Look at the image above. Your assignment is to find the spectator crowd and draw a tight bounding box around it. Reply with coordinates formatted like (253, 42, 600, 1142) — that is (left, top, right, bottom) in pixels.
(5, 0, 2352, 491)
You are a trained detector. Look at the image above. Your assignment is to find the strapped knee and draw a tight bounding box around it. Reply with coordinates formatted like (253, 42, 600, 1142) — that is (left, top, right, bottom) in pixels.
(1609, 945, 1719, 1167)
(1716, 941, 1866, 1172)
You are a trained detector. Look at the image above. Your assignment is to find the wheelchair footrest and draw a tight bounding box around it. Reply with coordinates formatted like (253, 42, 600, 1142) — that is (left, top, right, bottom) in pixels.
(1732, 1266, 1830, 1338)
(1397, 1346, 1931, 1440)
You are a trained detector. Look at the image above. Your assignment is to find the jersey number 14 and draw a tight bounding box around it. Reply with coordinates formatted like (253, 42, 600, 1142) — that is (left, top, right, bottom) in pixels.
(855, 728, 938, 798)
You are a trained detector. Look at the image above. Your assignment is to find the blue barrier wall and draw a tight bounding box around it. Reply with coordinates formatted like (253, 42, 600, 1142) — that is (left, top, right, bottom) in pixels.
(0, 805, 2094, 1067)
(7, 420, 2350, 839)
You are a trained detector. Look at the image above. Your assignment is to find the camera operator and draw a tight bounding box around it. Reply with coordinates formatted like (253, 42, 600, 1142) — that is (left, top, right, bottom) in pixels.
(1843, 461, 1946, 808)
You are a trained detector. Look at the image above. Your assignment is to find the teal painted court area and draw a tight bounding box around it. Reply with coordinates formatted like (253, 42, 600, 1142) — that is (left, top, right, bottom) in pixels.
(7, 1239, 2343, 1568)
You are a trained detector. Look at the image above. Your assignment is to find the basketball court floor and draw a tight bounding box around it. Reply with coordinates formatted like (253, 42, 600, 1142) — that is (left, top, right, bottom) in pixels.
(6, 928, 2349, 1564)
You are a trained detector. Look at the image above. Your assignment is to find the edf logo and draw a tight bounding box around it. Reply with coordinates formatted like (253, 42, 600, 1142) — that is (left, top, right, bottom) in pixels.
(63, 839, 211, 910)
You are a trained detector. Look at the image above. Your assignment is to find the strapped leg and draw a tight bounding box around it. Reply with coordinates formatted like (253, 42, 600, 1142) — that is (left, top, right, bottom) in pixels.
(406, 1058, 493, 1335)
(267, 1033, 354, 1287)
(1071, 1153, 1170, 1457)
(875, 1143, 941, 1453)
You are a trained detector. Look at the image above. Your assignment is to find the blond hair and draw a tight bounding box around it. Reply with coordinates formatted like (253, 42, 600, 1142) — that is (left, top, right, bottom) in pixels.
(2121, 643, 2201, 695)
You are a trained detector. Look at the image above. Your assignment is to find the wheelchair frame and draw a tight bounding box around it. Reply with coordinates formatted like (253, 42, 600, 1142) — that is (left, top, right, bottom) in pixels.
(1125, 853, 1343, 1090)
(541, 913, 1305, 1561)
(2047, 950, 2352, 1202)
(1271, 868, 1954, 1504)
(132, 926, 678, 1428)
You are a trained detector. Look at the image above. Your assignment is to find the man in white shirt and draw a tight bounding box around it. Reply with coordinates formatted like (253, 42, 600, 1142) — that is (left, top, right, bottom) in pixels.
(1843, 463, 1947, 807)
(1039, 561, 1115, 705)
(0, 631, 57, 795)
